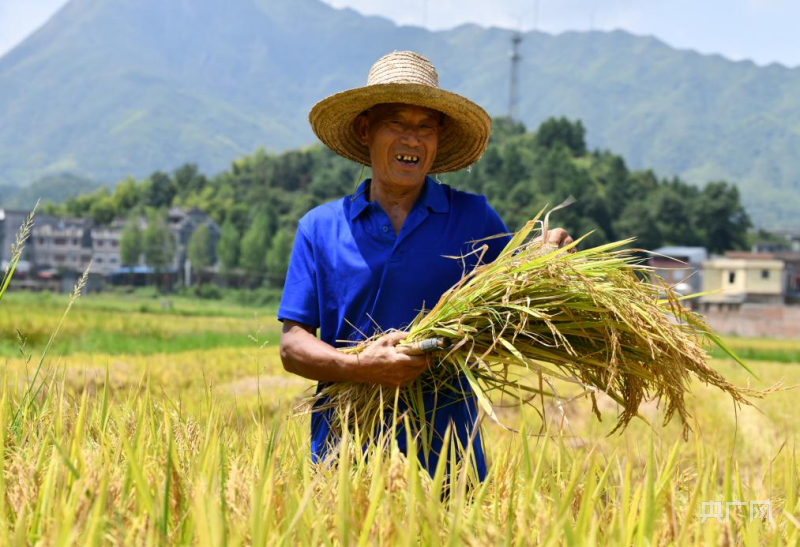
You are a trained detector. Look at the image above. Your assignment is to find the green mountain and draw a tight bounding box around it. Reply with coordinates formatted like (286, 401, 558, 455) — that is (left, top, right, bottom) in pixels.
(1, 0, 798, 227)
(1, 173, 100, 209)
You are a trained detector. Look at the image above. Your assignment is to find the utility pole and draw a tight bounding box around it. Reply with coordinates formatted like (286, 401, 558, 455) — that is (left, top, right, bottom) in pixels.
(508, 32, 522, 120)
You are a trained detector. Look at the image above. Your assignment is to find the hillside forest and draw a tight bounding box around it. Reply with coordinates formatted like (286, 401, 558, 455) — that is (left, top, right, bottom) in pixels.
(38, 118, 751, 286)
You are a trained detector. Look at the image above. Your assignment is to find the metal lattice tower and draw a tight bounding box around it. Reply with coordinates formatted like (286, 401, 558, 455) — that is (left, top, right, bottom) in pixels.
(508, 32, 522, 120)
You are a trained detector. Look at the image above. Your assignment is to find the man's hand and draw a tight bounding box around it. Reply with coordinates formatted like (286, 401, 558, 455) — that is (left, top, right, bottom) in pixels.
(354, 331, 430, 388)
(280, 321, 429, 387)
(533, 227, 575, 252)
(545, 227, 574, 248)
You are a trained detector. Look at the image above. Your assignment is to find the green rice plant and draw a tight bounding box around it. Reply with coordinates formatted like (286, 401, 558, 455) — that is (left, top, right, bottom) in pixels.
(9, 267, 90, 436)
(0, 203, 94, 437)
(0, 202, 37, 303)
(316, 208, 761, 443)
(0, 292, 277, 358)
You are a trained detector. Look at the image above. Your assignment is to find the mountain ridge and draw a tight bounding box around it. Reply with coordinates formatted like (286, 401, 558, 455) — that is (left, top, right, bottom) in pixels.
(1, 0, 798, 227)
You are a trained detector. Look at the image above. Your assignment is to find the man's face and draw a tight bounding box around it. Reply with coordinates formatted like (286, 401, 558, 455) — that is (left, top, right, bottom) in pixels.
(356, 103, 442, 190)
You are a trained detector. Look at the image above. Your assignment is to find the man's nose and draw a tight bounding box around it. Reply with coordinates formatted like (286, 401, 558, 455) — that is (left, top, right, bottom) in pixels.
(399, 130, 421, 146)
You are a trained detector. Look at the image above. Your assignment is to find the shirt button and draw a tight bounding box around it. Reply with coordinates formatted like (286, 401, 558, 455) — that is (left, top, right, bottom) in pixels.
(382, 226, 389, 233)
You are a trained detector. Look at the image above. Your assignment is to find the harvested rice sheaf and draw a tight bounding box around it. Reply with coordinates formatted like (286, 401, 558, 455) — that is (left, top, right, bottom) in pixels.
(311, 209, 759, 441)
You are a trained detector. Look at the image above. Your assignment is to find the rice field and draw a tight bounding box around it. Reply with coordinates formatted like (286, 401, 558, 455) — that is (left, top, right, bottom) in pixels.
(0, 291, 797, 545)
(0, 292, 277, 357)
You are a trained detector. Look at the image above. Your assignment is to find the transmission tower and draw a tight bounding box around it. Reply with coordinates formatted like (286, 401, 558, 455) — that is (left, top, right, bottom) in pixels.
(508, 32, 522, 120)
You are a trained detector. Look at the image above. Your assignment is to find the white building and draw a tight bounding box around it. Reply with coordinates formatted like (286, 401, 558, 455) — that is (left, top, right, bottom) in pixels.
(31, 215, 93, 273)
(90, 219, 125, 275)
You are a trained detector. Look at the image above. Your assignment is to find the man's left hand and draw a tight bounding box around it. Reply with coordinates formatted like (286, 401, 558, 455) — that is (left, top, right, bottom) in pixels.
(546, 227, 574, 249)
(534, 227, 575, 252)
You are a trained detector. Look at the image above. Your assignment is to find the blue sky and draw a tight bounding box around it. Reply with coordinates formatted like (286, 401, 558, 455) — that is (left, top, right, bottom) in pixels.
(2, 0, 799, 67)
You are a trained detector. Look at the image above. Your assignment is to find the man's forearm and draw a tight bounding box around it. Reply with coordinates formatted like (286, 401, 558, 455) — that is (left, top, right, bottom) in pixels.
(279, 320, 430, 388)
(280, 322, 363, 383)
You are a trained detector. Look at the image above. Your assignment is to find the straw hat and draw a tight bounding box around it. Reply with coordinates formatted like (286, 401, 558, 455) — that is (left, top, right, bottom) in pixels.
(308, 51, 492, 174)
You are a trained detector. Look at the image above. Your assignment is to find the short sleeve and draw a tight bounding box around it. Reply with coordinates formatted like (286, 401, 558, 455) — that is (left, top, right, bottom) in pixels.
(481, 200, 511, 264)
(277, 223, 320, 327)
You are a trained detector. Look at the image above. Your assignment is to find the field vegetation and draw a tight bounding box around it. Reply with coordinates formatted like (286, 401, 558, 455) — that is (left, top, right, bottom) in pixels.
(0, 292, 279, 358)
(0, 290, 797, 544)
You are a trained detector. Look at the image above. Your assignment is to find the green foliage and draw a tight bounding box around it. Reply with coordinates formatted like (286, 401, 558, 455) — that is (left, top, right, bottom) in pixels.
(187, 224, 212, 270)
(193, 282, 222, 300)
(172, 164, 208, 196)
(89, 194, 116, 225)
(265, 228, 294, 287)
(216, 220, 240, 272)
(143, 172, 176, 209)
(694, 181, 751, 253)
(119, 217, 142, 267)
(447, 118, 751, 250)
(38, 117, 752, 255)
(142, 210, 174, 272)
(534, 117, 587, 156)
(112, 176, 142, 213)
(239, 212, 272, 275)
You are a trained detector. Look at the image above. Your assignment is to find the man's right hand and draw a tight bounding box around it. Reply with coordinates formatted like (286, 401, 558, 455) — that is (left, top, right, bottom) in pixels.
(280, 320, 429, 387)
(353, 331, 431, 388)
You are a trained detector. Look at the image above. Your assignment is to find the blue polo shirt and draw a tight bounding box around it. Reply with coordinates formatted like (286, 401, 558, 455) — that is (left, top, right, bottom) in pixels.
(278, 176, 509, 478)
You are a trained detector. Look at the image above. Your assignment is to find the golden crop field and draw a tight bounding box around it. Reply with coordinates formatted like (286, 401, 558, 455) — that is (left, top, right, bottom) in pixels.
(0, 291, 797, 545)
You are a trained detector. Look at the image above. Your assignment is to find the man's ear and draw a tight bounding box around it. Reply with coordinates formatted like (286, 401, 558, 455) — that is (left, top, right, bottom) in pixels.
(354, 113, 370, 145)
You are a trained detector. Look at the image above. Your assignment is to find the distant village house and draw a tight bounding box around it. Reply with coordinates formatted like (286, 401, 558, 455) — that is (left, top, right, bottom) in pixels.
(0, 206, 219, 291)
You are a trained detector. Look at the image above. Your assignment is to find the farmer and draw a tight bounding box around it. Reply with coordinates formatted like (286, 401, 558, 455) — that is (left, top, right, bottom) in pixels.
(278, 51, 572, 479)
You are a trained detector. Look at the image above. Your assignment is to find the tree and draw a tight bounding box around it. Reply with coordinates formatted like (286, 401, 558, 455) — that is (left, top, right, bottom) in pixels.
(694, 182, 751, 253)
(480, 146, 503, 179)
(112, 176, 141, 215)
(90, 195, 116, 225)
(535, 117, 587, 156)
(490, 116, 526, 143)
(650, 185, 698, 246)
(501, 145, 526, 185)
(217, 219, 240, 272)
(265, 228, 294, 287)
(119, 218, 142, 267)
(239, 212, 271, 278)
(143, 171, 176, 209)
(187, 223, 212, 273)
(173, 163, 208, 196)
(613, 200, 663, 251)
(142, 210, 175, 287)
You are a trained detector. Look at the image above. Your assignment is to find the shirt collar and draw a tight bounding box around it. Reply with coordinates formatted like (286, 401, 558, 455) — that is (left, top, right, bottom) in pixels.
(348, 176, 449, 221)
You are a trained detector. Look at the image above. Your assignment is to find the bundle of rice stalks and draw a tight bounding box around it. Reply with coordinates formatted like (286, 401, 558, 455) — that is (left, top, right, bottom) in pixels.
(310, 208, 757, 441)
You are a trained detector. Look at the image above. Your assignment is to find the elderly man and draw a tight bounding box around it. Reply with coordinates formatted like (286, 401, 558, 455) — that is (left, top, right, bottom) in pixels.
(279, 51, 571, 479)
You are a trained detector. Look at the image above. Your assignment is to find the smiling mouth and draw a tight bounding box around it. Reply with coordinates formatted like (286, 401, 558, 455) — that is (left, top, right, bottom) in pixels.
(395, 154, 420, 165)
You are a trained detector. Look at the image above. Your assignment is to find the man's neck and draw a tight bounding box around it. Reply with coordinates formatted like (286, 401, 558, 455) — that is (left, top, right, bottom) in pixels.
(368, 177, 427, 235)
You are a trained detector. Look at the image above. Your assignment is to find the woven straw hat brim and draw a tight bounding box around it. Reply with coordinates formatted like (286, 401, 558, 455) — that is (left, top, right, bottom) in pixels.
(309, 83, 491, 174)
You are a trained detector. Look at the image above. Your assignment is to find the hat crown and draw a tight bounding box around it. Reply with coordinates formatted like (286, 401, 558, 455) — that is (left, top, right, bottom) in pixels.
(366, 51, 439, 88)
